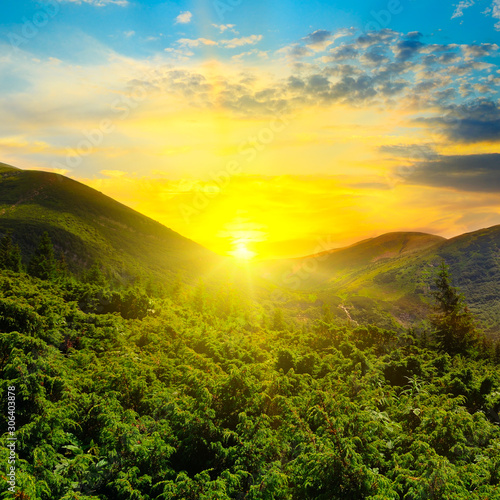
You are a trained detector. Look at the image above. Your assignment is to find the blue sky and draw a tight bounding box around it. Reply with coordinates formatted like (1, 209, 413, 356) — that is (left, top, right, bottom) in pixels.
(0, 0, 499, 257)
(2, 0, 500, 61)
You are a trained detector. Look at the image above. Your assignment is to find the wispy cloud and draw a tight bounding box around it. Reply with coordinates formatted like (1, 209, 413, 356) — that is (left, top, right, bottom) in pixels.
(403, 153, 500, 192)
(212, 24, 238, 34)
(454, 0, 500, 30)
(231, 49, 268, 62)
(175, 11, 193, 24)
(492, 0, 500, 30)
(452, 0, 475, 19)
(177, 37, 218, 48)
(61, 0, 129, 6)
(221, 35, 263, 48)
(178, 34, 262, 49)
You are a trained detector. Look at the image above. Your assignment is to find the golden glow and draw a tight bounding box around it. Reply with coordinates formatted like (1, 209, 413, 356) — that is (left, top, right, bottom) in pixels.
(230, 241, 256, 261)
(11, 55, 495, 260)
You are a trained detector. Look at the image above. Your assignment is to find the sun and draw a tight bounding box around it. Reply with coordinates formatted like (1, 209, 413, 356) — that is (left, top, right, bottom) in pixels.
(230, 241, 256, 261)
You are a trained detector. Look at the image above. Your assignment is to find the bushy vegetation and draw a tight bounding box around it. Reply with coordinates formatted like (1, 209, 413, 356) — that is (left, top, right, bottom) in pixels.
(0, 233, 499, 499)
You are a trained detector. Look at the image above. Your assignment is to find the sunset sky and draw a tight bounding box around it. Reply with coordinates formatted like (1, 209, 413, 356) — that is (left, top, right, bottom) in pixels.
(1, 0, 500, 259)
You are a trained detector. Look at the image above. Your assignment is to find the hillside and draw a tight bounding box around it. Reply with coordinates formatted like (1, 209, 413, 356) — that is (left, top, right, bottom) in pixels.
(1, 164, 499, 335)
(0, 165, 221, 284)
(255, 232, 445, 288)
(255, 228, 500, 336)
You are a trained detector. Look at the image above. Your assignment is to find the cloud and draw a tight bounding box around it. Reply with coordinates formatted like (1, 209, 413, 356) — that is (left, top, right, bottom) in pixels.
(302, 30, 333, 51)
(394, 39, 425, 60)
(60, 0, 129, 6)
(405, 31, 423, 40)
(324, 44, 359, 62)
(404, 154, 500, 192)
(356, 29, 398, 47)
(164, 47, 194, 61)
(302, 28, 354, 51)
(461, 43, 499, 59)
(232, 49, 268, 62)
(452, 1, 475, 19)
(177, 38, 218, 48)
(175, 11, 192, 24)
(123, 31, 135, 38)
(493, 0, 500, 30)
(177, 34, 262, 50)
(416, 100, 500, 143)
(482, 0, 500, 29)
(220, 35, 263, 49)
(278, 44, 314, 59)
(362, 45, 390, 66)
(380, 144, 439, 160)
(212, 24, 238, 34)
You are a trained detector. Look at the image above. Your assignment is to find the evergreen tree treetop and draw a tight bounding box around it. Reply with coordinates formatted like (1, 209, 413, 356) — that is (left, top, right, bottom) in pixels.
(431, 262, 478, 355)
(28, 231, 58, 281)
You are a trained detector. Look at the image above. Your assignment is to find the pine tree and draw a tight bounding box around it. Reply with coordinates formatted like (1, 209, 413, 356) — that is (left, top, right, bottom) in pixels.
(0, 231, 23, 272)
(430, 262, 477, 355)
(84, 261, 107, 287)
(28, 232, 58, 280)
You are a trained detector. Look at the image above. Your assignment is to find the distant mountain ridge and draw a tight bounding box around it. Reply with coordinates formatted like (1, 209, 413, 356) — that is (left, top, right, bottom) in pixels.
(1, 163, 499, 335)
(255, 226, 500, 336)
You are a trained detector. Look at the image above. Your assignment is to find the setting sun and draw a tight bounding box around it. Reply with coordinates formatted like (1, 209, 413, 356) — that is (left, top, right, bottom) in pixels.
(230, 241, 256, 261)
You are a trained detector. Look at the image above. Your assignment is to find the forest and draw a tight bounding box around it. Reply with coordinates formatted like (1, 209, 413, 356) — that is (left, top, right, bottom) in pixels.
(1, 231, 500, 499)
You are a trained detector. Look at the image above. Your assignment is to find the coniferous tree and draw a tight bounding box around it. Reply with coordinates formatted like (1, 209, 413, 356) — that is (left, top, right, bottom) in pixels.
(28, 232, 58, 280)
(0, 231, 23, 272)
(56, 251, 69, 281)
(431, 261, 477, 355)
(84, 261, 107, 287)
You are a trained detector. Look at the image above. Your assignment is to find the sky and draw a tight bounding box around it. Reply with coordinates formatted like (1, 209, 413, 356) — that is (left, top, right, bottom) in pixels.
(0, 0, 499, 259)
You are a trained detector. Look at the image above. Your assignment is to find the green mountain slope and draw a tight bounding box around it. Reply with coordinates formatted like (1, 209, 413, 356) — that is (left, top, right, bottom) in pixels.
(256, 232, 445, 288)
(255, 228, 500, 336)
(0, 165, 221, 283)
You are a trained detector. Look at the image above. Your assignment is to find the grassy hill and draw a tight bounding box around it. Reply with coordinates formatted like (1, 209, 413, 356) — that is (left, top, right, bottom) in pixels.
(0, 164, 222, 284)
(255, 228, 500, 336)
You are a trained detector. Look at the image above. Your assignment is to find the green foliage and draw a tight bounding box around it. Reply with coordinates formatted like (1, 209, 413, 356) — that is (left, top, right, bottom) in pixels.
(28, 231, 58, 281)
(0, 231, 23, 272)
(1, 268, 500, 499)
(431, 262, 478, 355)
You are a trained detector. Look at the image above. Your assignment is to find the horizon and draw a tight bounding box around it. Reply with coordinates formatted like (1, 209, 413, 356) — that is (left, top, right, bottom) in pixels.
(1, 1, 500, 259)
(6, 161, 500, 263)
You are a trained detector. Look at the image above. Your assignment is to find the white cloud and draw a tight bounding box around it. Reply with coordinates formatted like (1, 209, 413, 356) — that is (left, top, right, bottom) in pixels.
(452, 0, 475, 19)
(61, 0, 129, 6)
(455, 0, 500, 29)
(212, 24, 238, 34)
(175, 11, 193, 24)
(231, 49, 268, 62)
(123, 31, 135, 38)
(492, 0, 500, 30)
(177, 34, 262, 49)
(164, 47, 194, 61)
(177, 37, 218, 48)
(220, 35, 262, 48)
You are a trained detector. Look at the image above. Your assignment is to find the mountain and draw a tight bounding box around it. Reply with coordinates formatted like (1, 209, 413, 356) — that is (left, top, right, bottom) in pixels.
(255, 227, 500, 336)
(2, 164, 499, 335)
(0, 165, 222, 284)
(255, 232, 445, 288)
